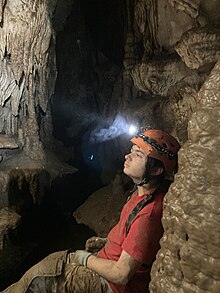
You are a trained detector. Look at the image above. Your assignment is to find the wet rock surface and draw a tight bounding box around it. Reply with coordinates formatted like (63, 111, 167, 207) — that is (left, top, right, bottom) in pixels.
(74, 172, 131, 237)
(150, 60, 220, 292)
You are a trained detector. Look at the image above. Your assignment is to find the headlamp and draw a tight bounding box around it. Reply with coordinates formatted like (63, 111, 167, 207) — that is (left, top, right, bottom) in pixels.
(128, 125, 138, 135)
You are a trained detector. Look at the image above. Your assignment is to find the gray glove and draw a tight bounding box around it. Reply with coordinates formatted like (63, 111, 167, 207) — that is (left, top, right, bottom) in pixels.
(72, 250, 93, 267)
(85, 236, 107, 253)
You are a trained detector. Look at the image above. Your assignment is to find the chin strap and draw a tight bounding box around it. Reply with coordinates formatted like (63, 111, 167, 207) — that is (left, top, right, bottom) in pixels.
(137, 176, 151, 186)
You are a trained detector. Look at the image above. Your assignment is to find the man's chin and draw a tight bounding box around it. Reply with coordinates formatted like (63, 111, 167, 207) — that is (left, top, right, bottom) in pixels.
(123, 168, 132, 179)
(123, 166, 129, 174)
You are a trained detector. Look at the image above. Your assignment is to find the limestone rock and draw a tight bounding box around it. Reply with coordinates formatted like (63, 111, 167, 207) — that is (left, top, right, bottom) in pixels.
(175, 27, 220, 69)
(150, 59, 220, 292)
(73, 172, 130, 237)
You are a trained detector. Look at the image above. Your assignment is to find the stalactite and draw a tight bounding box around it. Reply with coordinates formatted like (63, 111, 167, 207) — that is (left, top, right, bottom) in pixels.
(0, 0, 57, 157)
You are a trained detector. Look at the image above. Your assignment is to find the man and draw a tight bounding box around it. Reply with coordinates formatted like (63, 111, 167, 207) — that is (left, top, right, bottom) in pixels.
(2, 129, 180, 293)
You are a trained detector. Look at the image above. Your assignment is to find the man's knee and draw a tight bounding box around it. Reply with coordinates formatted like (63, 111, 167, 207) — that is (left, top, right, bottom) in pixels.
(57, 263, 110, 293)
(26, 276, 56, 293)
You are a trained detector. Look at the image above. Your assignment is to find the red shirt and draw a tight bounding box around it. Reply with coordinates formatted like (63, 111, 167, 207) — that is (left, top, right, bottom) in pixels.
(98, 191, 165, 293)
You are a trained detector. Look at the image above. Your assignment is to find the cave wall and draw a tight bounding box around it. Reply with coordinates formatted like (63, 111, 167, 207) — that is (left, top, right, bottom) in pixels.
(150, 58, 220, 293)
(0, 0, 55, 230)
(0, 0, 76, 160)
(0, 0, 57, 157)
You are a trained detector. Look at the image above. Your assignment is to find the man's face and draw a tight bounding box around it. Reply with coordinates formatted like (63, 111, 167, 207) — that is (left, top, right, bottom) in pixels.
(123, 145, 147, 183)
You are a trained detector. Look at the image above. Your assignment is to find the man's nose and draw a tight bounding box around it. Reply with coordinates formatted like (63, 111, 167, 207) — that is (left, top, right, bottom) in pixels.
(125, 153, 132, 160)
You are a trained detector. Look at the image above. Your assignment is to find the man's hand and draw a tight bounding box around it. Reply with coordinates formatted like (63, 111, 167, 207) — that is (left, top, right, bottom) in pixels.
(85, 236, 107, 253)
(71, 250, 92, 266)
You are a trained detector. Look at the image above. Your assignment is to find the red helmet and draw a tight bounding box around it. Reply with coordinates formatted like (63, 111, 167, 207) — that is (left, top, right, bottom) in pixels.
(130, 129, 180, 172)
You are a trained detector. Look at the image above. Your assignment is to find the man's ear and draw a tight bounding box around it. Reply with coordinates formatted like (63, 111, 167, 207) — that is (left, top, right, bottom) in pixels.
(151, 167, 164, 176)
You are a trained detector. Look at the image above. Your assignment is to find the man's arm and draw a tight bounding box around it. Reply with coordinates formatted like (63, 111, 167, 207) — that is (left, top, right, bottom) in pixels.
(87, 250, 141, 285)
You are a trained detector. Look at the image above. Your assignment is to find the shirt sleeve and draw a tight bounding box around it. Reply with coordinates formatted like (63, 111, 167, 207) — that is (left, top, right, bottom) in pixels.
(121, 204, 164, 265)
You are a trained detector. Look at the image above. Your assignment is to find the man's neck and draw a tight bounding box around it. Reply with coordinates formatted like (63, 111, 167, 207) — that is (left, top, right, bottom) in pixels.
(137, 181, 158, 197)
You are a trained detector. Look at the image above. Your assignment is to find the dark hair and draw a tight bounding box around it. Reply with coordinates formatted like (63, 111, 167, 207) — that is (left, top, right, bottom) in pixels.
(145, 157, 173, 192)
(129, 155, 178, 195)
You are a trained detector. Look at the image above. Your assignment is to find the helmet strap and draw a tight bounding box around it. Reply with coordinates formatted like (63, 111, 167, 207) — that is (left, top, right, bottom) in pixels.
(137, 176, 151, 186)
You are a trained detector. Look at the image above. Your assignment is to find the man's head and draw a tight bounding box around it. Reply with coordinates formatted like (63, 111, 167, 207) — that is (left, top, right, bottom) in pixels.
(124, 129, 180, 185)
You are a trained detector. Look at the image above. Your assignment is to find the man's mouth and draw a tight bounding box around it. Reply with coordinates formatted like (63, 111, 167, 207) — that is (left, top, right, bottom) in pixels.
(124, 162, 129, 168)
